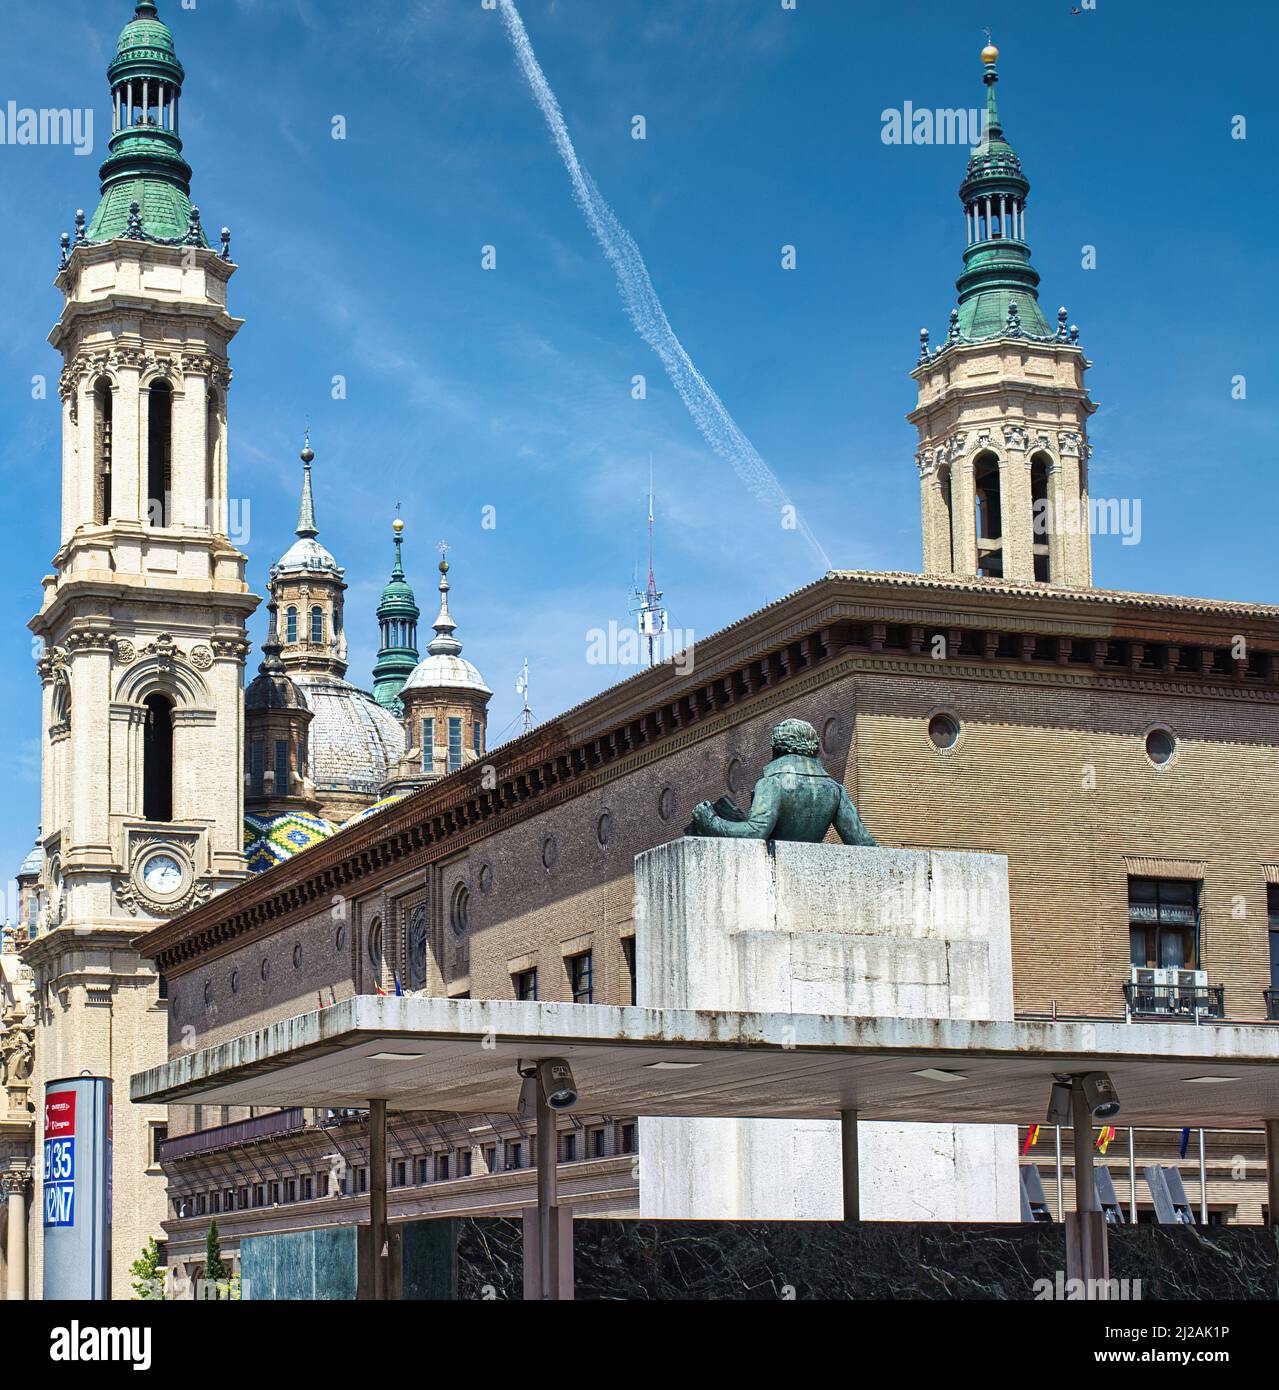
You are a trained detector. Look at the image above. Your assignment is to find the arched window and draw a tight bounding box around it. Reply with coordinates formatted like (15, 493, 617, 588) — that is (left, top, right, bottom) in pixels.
(147, 380, 173, 528)
(973, 452, 1003, 579)
(1030, 453, 1052, 582)
(143, 693, 174, 822)
(286, 607, 298, 643)
(936, 463, 955, 572)
(93, 379, 113, 525)
(310, 606, 323, 644)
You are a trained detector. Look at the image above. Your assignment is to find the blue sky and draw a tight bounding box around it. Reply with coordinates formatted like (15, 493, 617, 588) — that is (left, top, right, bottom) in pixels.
(0, 0, 1275, 882)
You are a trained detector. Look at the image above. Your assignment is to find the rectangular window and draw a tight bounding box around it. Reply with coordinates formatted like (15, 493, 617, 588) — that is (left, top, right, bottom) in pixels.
(622, 937, 637, 1006)
(253, 1184, 265, 1208)
(210, 1192, 221, 1214)
(620, 1123, 637, 1155)
(393, 1160, 407, 1187)
(250, 739, 265, 796)
(483, 1145, 496, 1173)
(356, 1167, 368, 1194)
(268, 1181, 280, 1205)
(1128, 877, 1200, 969)
(448, 716, 463, 772)
(1268, 885, 1279, 1017)
(588, 1127, 606, 1159)
(560, 1132, 576, 1163)
(461, 1150, 473, 1177)
(273, 739, 290, 797)
(473, 723, 481, 755)
(310, 607, 323, 644)
(507, 1141, 523, 1171)
(301, 1175, 312, 1201)
(151, 1124, 168, 1164)
(514, 967, 538, 1001)
(437, 1153, 451, 1181)
(418, 1156, 431, 1184)
(569, 950, 594, 1004)
(422, 717, 434, 772)
(284, 1178, 296, 1203)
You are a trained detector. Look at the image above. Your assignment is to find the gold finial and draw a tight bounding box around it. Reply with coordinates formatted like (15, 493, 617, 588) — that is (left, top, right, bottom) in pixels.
(981, 28, 998, 65)
(392, 517, 405, 535)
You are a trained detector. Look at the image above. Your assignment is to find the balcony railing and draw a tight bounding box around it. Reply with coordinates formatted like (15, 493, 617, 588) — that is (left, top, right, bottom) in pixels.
(1123, 982, 1225, 1021)
(159, 1108, 307, 1163)
(1265, 989, 1278, 1021)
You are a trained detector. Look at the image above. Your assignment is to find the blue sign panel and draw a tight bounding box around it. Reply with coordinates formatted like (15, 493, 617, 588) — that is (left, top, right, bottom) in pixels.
(43, 1136, 76, 1227)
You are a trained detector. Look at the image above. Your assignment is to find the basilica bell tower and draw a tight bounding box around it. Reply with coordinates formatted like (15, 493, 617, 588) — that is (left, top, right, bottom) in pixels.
(909, 43, 1097, 588)
(24, 1, 257, 1298)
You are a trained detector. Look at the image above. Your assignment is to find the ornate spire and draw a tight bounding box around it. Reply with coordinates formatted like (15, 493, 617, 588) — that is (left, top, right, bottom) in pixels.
(296, 431, 318, 539)
(372, 514, 421, 713)
(428, 543, 463, 658)
(942, 40, 1054, 347)
(83, 3, 212, 247)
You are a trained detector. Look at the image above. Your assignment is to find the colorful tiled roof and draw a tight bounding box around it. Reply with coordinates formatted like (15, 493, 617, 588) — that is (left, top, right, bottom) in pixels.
(243, 812, 337, 875)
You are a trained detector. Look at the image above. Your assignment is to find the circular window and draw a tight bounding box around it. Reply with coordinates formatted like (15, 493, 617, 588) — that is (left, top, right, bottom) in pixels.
(368, 919, 383, 970)
(203, 980, 213, 1008)
(658, 785, 675, 822)
(230, 968, 239, 995)
(1145, 728, 1177, 766)
(335, 923, 346, 952)
(928, 712, 961, 750)
(726, 759, 742, 795)
(292, 942, 303, 970)
(478, 863, 493, 895)
(450, 883, 470, 936)
(596, 810, 614, 848)
(542, 836, 559, 872)
(260, 956, 270, 982)
(822, 716, 841, 755)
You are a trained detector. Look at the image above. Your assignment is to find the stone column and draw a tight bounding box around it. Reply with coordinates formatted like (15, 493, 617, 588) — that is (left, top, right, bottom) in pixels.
(3, 1173, 29, 1300)
(950, 457, 978, 576)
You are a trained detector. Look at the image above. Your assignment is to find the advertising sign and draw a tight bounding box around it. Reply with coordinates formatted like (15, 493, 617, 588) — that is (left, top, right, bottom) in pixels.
(42, 1076, 112, 1301)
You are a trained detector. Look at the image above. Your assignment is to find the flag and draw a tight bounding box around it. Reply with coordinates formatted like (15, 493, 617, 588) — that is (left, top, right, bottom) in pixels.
(394, 974, 403, 997)
(1021, 1125, 1040, 1154)
(374, 981, 387, 997)
(1096, 1126, 1116, 1154)
(329, 987, 338, 1007)
(317, 991, 325, 1010)
(1180, 1128, 1191, 1159)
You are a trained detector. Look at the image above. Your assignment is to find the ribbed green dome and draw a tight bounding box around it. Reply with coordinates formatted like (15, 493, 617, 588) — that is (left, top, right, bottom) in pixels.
(109, 3, 184, 86)
(372, 522, 421, 714)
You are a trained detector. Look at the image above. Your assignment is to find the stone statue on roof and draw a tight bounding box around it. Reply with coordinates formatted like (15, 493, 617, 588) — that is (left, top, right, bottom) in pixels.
(687, 718, 877, 846)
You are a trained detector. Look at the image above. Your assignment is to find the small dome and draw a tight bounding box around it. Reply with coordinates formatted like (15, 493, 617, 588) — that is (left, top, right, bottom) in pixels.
(245, 668, 307, 712)
(276, 536, 342, 574)
(244, 811, 337, 875)
(342, 794, 410, 829)
(402, 653, 492, 697)
(17, 842, 45, 880)
(110, 3, 184, 85)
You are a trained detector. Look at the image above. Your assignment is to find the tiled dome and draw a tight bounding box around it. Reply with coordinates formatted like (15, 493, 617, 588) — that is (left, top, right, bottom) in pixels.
(243, 811, 337, 875)
(295, 677, 405, 797)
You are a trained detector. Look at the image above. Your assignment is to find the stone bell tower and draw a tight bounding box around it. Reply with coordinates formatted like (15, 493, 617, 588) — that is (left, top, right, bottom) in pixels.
(24, 1, 257, 1298)
(909, 41, 1097, 588)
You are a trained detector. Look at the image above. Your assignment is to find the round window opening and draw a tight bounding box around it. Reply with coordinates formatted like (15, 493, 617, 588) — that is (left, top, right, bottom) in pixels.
(822, 716, 841, 755)
(368, 919, 383, 969)
(450, 883, 470, 936)
(230, 969, 240, 995)
(292, 942, 303, 970)
(1145, 728, 1176, 766)
(928, 713, 961, 751)
(542, 836, 559, 872)
(658, 785, 675, 822)
(203, 980, 213, 1008)
(260, 956, 270, 982)
(478, 863, 493, 895)
(726, 759, 742, 795)
(596, 811, 614, 848)
(335, 923, 346, 953)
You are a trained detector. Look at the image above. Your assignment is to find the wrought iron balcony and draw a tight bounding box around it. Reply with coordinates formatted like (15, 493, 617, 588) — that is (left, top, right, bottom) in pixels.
(158, 1108, 307, 1163)
(1123, 982, 1225, 1021)
(1265, 989, 1278, 1021)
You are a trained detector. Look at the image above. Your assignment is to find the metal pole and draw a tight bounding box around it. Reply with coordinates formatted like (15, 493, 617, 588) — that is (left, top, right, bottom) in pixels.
(1070, 1080, 1099, 1287)
(1054, 1125, 1063, 1221)
(1198, 1129, 1208, 1225)
(840, 1109, 860, 1221)
(535, 1082, 558, 1300)
(369, 1099, 388, 1300)
(1127, 1127, 1137, 1224)
(1266, 1121, 1279, 1227)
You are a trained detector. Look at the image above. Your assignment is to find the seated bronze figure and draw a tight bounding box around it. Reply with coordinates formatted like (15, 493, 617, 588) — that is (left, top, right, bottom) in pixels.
(687, 718, 876, 846)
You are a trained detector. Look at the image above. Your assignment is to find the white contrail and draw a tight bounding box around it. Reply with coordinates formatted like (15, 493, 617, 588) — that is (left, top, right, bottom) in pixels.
(497, 0, 831, 571)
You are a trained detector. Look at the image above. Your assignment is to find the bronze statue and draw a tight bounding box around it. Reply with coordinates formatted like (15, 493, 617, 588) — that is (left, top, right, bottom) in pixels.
(687, 718, 876, 846)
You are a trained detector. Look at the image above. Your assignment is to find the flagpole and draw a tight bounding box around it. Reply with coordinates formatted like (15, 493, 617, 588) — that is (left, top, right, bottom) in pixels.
(1127, 1126, 1137, 1224)
(1054, 1125, 1063, 1221)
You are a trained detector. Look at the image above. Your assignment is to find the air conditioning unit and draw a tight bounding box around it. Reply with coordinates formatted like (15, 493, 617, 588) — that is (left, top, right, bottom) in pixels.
(1173, 968, 1208, 1012)
(1130, 966, 1173, 988)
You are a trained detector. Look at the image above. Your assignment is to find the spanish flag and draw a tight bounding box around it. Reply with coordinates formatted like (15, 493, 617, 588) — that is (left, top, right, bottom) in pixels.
(1021, 1124, 1040, 1154)
(1096, 1126, 1117, 1154)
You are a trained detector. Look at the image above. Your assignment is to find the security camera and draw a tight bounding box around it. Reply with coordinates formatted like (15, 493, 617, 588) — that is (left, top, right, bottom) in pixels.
(1081, 1071, 1121, 1120)
(537, 1057, 578, 1110)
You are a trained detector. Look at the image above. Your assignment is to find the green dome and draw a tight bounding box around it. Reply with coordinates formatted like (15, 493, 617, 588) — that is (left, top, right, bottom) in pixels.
(109, 3, 184, 86)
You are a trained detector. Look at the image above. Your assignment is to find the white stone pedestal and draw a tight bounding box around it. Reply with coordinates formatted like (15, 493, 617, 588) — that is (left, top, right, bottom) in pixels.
(634, 838, 1021, 1221)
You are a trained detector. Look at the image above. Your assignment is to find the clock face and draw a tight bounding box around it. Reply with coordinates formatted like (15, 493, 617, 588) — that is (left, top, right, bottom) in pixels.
(142, 853, 184, 896)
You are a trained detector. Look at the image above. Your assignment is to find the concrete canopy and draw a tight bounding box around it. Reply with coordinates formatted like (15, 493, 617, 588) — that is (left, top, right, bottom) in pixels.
(131, 997, 1279, 1127)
